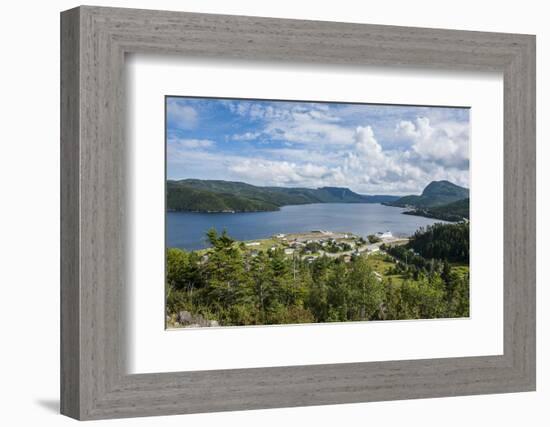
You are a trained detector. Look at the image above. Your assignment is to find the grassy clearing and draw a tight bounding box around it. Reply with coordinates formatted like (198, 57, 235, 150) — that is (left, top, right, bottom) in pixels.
(242, 237, 283, 252)
(365, 253, 407, 285)
(365, 253, 469, 286)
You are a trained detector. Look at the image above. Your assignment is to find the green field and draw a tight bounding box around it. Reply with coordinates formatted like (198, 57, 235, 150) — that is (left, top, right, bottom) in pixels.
(365, 253, 408, 284)
(242, 238, 283, 253)
(366, 252, 469, 286)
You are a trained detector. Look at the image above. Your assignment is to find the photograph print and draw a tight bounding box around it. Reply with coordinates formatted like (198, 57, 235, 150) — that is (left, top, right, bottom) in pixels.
(165, 96, 470, 328)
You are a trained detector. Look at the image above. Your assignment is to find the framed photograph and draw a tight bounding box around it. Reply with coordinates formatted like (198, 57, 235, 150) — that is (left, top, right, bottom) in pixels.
(164, 96, 472, 329)
(61, 6, 536, 420)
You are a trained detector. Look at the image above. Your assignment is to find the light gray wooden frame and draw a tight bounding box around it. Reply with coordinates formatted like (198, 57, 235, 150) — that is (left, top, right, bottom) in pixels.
(60, 5, 536, 421)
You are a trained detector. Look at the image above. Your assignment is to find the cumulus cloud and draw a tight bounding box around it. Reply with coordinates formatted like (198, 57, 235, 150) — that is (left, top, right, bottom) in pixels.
(396, 117, 469, 168)
(354, 126, 384, 160)
(300, 163, 331, 178)
(167, 97, 470, 194)
(340, 126, 423, 191)
(229, 159, 302, 185)
(173, 123, 469, 194)
(228, 158, 352, 187)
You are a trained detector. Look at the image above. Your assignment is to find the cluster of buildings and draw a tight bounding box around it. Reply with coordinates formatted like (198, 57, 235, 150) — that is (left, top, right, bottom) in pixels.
(241, 230, 398, 263)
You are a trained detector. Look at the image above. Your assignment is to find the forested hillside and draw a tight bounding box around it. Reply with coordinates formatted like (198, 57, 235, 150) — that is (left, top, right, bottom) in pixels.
(408, 222, 469, 262)
(385, 180, 469, 208)
(167, 179, 399, 212)
(167, 183, 279, 212)
(403, 198, 470, 222)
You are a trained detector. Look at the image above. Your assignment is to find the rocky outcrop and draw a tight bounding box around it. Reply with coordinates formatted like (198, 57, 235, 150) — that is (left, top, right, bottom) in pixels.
(174, 310, 219, 328)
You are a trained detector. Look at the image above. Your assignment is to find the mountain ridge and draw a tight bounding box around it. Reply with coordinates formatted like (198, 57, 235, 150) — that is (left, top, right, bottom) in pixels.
(167, 179, 400, 213)
(167, 179, 470, 216)
(384, 180, 469, 208)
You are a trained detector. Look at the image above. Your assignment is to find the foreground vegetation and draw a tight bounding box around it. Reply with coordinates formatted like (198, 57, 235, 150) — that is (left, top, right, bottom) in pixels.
(166, 222, 470, 327)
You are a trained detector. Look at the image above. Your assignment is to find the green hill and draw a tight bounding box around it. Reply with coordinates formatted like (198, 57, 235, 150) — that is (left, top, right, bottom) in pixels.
(403, 198, 470, 222)
(167, 184, 279, 213)
(385, 180, 469, 208)
(166, 179, 400, 213)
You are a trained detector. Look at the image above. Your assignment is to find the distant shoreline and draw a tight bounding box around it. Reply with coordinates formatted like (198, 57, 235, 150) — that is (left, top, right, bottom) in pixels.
(168, 201, 405, 214)
(168, 201, 459, 223)
(167, 203, 455, 251)
(403, 209, 460, 222)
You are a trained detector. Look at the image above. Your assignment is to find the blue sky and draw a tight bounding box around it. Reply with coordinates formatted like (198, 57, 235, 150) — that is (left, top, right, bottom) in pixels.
(166, 97, 470, 195)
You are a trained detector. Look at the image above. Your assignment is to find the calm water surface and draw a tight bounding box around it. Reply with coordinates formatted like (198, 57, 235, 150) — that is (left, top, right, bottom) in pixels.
(167, 203, 448, 251)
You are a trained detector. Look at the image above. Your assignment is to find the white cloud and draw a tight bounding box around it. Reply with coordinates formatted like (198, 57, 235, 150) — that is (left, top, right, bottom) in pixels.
(231, 132, 262, 141)
(228, 158, 347, 187)
(300, 163, 330, 178)
(228, 101, 355, 146)
(334, 125, 469, 194)
(169, 120, 470, 194)
(354, 126, 383, 160)
(168, 100, 470, 194)
(264, 114, 355, 146)
(396, 117, 469, 168)
(229, 159, 302, 185)
(167, 101, 198, 129)
(169, 138, 215, 149)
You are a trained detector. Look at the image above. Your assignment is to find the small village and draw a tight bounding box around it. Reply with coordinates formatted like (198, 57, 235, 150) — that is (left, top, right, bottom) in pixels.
(243, 229, 408, 263)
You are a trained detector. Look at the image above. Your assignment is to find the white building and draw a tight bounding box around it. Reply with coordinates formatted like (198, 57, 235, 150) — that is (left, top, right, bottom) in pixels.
(377, 230, 393, 239)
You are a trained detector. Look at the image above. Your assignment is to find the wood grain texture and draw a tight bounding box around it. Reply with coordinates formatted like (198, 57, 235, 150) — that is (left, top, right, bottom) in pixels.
(60, 7, 80, 419)
(60, 6, 536, 420)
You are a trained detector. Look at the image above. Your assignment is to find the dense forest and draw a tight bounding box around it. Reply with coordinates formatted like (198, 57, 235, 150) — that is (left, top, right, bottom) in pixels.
(166, 222, 470, 327)
(408, 222, 469, 261)
(403, 198, 469, 222)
